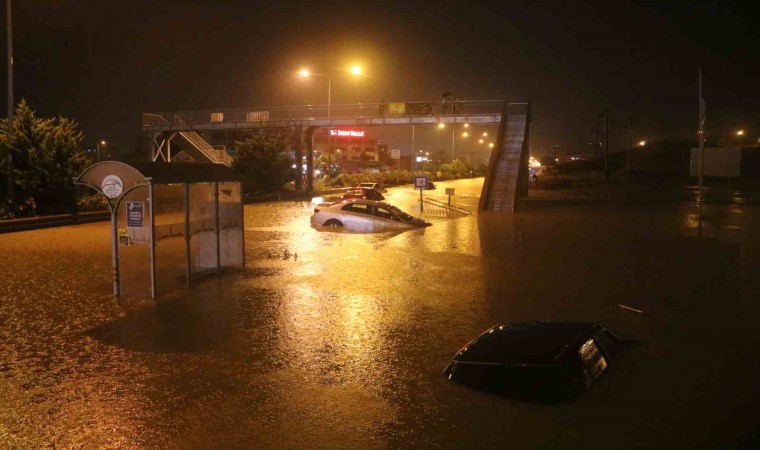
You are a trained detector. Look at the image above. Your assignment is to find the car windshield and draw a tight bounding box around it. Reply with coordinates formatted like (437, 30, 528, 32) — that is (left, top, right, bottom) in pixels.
(455, 322, 596, 365)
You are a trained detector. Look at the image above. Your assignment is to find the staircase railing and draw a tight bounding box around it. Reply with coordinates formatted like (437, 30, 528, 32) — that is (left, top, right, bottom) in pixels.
(173, 115, 233, 166)
(419, 197, 472, 218)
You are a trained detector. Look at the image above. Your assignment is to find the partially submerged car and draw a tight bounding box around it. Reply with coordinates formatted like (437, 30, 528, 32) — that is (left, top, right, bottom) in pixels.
(355, 182, 387, 193)
(311, 199, 431, 231)
(341, 187, 385, 201)
(444, 321, 621, 401)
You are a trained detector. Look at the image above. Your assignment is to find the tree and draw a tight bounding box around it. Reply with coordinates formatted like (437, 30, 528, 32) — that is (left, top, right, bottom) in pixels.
(0, 99, 86, 216)
(232, 135, 295, 194)
(439, 158, 469, 178)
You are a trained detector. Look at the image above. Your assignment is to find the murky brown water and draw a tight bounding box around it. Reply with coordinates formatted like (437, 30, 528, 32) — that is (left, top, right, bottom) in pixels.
(1, 179, 759, 449)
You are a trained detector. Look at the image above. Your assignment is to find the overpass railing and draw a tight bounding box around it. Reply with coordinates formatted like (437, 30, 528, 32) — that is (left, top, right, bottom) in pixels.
(143, 100, 506, 128)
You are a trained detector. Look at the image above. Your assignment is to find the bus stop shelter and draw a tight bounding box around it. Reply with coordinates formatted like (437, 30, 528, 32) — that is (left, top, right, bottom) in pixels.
(76, 161, 244, 299)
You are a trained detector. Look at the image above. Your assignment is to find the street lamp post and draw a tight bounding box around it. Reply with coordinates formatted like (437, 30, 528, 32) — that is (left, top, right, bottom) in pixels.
(299, 69, 332, 117)
(97, 140, 106, 162)
(451, 125, 455, 161)
(300, 69, 333, 167)
(6, 0, 14, 205)
(299, 66, 364, 170)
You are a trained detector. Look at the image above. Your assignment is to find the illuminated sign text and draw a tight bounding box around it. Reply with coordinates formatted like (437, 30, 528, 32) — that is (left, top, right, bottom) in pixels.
(330, 129, 365, 137)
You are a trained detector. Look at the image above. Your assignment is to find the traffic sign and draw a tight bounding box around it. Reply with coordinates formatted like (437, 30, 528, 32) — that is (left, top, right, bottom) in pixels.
(414, 176, 429, 189)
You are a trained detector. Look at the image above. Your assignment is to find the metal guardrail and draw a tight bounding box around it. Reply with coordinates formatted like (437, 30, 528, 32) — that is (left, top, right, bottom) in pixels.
(143, 100, 509, 128)
(0, 211, 110, 234)
(420, 198, 472, 218)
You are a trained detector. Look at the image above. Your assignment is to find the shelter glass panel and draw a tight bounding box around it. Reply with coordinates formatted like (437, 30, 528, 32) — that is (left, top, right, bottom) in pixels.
(153, 183, 187, 295)
(189, 183, 218, 277)
(218, 181, 244, 268)
(117, 185, 151, 298)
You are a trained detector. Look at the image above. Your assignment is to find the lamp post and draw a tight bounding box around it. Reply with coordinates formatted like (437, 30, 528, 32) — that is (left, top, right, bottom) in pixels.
(298, 69, 331, 118)
(6, 0, 14, 205)
(97, 140, 106, 162)
(437, 122, 457, 162)
(299, 66, 364, 168)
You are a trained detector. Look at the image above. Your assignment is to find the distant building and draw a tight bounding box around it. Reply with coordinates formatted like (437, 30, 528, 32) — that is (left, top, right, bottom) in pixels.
(313, 127, 380, 173)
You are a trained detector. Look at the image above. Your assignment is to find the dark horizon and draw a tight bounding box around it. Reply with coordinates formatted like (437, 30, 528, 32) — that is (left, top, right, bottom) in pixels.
(2, 0, 757, 157)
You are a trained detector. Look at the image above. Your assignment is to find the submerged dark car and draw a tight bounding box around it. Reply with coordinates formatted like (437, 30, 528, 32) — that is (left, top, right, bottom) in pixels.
(443, 321, 621, 401)
(341, 187, 385, 201)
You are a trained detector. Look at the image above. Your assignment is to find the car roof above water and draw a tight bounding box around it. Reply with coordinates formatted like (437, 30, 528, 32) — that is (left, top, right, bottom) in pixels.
(454, 321, 604, 365)
(340, 198, 392, 208)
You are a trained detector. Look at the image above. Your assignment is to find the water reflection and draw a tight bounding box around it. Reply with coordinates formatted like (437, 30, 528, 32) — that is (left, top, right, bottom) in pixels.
(1, 181, 759, 448)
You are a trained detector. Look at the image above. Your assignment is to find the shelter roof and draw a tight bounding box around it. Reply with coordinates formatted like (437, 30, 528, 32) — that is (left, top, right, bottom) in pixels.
(124, 162, 242, 184)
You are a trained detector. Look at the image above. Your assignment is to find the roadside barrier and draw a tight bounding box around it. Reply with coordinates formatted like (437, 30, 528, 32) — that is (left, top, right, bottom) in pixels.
(420, 198, 472, 218)
(0, 211, 110, 234)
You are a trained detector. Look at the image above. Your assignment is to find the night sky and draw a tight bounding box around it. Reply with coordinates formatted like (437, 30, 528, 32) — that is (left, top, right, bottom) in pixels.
(2, 0, 757, 157)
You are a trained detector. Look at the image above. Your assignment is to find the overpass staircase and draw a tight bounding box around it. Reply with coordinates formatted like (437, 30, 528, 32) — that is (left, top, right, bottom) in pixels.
(479, 102, 531, 212)
(147, 114, 233, 167)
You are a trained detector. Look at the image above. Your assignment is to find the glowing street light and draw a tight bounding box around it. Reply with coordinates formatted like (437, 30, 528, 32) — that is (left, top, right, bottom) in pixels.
(478, 139, 484, 144)
(482, 132, 488, 137)
(488, 142, 494, 148)
(463, 123, 469, 128)
(438, 123, 445, 129)
(298, 68, 332, 119)
(638, 140, 647, 147)
(736, 129, 745, 136)
(298, 65, 366, 118)
(462, 132, 469, 138)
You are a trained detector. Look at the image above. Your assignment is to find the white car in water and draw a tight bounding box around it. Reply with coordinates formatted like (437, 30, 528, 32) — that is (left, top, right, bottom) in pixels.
(311, 199, 431, 231)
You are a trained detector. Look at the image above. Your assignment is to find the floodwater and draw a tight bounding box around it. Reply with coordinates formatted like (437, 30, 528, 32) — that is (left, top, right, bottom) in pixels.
(1, 178, 759, 449)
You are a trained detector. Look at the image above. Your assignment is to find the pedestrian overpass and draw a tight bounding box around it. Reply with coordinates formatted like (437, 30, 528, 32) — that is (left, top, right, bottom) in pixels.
(142, 100, 530, 212)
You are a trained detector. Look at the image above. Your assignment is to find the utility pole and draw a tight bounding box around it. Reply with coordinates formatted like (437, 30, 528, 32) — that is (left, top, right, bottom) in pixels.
(411, 124, 415, 169)
(698, 68, 705, 217)
(6, 0, 14, 205)
(592, 128, 599, 168)
(603, 109, 610, 183)
(627, 105, 633, 182)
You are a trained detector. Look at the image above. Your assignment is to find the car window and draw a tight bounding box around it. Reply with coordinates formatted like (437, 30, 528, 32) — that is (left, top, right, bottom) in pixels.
(388, 205, 414, 221)
(579, 339, 608, 388)
(374, 206, 398, 221)
(342, 203, 372, 215)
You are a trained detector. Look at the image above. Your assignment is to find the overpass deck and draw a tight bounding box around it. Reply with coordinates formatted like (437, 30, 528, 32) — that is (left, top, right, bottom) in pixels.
(142, 100, 514, 132)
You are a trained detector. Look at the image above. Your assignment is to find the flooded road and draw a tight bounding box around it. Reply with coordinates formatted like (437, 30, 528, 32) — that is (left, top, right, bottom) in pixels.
(1, 178, 759, 449)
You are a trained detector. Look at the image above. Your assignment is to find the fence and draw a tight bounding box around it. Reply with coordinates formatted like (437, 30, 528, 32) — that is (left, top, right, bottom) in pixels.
(419, 198, 472, 218)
